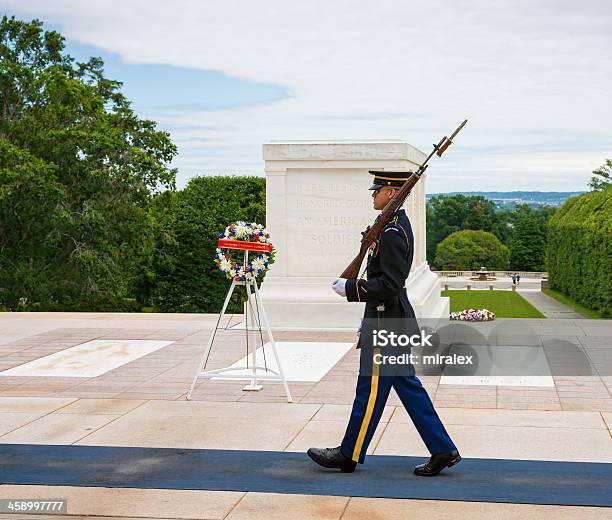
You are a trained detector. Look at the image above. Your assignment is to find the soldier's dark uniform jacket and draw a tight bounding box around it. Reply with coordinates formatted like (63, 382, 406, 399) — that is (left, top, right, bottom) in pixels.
(345, 208, 418, 350)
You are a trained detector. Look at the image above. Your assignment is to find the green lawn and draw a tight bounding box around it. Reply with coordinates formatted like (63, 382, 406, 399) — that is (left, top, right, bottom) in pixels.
(442, 290, 545, 318)
(542, 288, 606, 319)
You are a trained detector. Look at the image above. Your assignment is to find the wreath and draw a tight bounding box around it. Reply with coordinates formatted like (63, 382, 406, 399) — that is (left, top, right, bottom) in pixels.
(214, 221, 275, 282)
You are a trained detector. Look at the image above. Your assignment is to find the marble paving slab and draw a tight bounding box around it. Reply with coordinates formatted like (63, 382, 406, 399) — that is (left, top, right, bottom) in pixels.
(0, 340, 174, 378)
(440, 375, 555, 386)
(212, 341, 354, 382)
(440, 345, 554, 386)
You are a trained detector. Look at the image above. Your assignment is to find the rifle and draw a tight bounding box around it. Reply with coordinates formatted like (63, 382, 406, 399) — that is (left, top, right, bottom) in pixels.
(340, 119, 468, 279)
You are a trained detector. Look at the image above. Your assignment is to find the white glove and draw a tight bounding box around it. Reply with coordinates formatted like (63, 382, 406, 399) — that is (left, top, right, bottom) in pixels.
(332, 278, 347, 297)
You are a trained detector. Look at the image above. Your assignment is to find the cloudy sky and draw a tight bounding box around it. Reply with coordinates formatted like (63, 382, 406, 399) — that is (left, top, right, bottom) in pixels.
(2, 0, 611, 191)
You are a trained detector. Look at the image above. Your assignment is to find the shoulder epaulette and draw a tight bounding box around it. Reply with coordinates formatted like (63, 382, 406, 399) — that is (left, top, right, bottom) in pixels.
(383, 216, 400, 233)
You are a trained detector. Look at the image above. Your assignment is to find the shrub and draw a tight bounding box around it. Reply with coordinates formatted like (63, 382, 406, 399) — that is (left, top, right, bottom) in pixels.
(434, 230, 510, 270)
(546, 188, 612, 317)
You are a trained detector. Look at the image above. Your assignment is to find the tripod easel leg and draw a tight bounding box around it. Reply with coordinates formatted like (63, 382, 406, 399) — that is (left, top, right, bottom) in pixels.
(186, 279, 237, 400)
(253, 280, 293, 403)
(243, 281, 263, 391)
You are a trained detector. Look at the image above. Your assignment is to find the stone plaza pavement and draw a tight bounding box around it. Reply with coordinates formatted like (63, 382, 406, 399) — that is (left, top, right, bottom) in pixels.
(0, 312, 610, 519)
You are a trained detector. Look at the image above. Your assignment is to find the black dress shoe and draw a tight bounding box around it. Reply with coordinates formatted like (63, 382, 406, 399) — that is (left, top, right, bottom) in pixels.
(307, 446, 357, 473)
(414, 450, 461, 476)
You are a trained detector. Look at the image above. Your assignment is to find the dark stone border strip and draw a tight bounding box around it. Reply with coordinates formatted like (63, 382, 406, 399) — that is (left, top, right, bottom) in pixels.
(0, 444, 610, 507)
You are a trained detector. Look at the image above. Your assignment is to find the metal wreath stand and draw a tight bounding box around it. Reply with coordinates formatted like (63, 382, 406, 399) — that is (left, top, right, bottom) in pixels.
(186, 241, 293, 403)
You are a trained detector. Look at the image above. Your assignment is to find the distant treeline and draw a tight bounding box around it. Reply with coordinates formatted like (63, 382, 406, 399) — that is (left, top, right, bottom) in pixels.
(427, 191, 584, 209)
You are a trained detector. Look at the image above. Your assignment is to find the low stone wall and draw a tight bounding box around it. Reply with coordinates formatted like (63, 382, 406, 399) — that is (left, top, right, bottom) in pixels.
(436, 271, 548, 279)
(439, 276, 542, 291)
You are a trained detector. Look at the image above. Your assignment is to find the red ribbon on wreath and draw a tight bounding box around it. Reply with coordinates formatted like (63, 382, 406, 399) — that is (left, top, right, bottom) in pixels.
(218, 239, 273, 252)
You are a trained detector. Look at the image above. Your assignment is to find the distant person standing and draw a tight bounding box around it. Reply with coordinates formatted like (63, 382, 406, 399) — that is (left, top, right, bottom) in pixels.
(516, 273, 521, 286)
(512, 274, 517, 286)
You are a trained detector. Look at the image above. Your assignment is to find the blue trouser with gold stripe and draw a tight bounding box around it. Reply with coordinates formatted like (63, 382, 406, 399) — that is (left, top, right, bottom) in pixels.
(340, 347, 457, 464)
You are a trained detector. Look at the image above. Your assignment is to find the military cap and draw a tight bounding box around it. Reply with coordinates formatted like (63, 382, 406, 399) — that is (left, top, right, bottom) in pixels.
(368, 170, 413, 190)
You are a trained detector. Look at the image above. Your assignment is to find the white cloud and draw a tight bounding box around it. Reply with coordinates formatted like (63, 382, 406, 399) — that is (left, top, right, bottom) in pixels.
(3, 0, 611, 191)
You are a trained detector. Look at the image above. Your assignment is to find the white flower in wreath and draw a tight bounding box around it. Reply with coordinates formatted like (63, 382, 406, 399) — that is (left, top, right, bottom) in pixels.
(220, 258, 232, 271)
(251, 257, 266, 272)
(234, 222, 249, 239)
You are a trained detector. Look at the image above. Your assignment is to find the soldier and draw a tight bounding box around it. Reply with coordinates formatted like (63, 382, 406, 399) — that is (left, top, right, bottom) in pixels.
(307, 170, 461, 476)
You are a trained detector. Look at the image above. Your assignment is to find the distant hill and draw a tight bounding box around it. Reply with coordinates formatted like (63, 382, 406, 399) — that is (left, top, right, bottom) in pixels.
(426, 191, 585, 208)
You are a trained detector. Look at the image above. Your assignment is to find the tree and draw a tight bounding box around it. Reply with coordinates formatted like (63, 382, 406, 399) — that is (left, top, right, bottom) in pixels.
(508, 204, 552, 271)
(0, 16, 177, 310)
(149, 176, 266, 313)
(434, 230, 510, 271)
(589, 159, 612, 191)
(426, 194, 505, 264)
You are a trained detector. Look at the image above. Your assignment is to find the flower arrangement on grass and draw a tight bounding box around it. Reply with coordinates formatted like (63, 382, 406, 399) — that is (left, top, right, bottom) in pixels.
(450, 308, 495, 321)
(214, 221, 275, 283)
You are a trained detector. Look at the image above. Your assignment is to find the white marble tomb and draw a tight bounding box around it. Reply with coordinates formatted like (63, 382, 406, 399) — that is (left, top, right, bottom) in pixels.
(259, 139, 449, 329)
